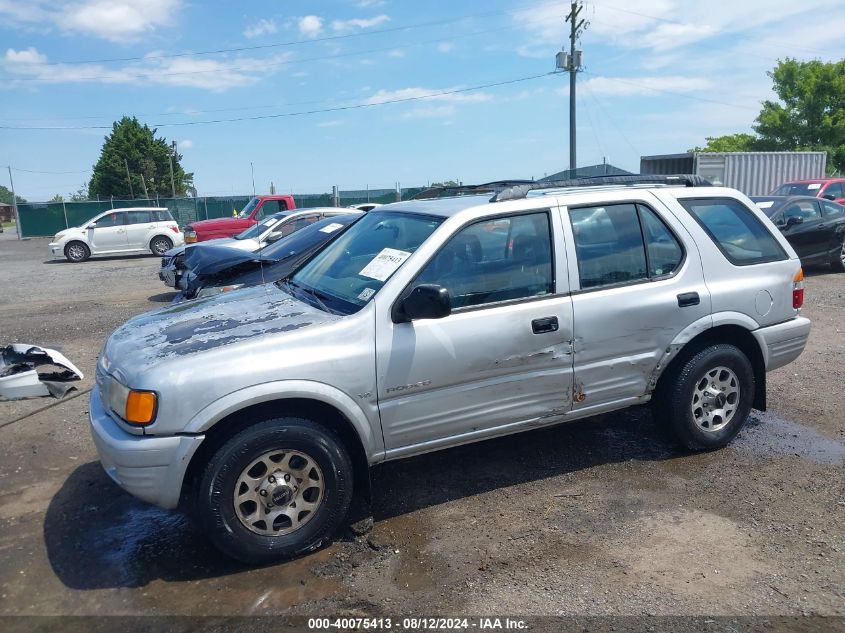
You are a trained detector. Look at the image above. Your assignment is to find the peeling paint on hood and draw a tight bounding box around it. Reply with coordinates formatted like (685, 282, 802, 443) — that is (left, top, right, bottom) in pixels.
(104, 285, 341, 370)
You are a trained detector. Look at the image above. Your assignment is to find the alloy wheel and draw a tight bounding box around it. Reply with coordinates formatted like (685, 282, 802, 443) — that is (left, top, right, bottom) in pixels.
(690, 366, 740, 432)
(233, 449, 325, 536)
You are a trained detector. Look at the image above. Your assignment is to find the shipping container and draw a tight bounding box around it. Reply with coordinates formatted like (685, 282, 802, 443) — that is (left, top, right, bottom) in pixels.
(640, 151, 827, 196)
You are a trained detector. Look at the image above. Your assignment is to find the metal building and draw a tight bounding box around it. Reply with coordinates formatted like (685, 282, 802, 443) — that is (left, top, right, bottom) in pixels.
(640, 151, 828, 196)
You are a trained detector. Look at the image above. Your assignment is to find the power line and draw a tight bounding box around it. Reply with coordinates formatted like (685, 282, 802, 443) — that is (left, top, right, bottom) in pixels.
(0, 19, 543, 84)
(9, 166, 91, 174)
(25, 8, 516, 67)
(0, 72, 556, 131)
(581, 71, 758, 110)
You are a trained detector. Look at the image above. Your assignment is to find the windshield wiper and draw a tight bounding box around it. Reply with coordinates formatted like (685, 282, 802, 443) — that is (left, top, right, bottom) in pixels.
(279, 279, 336, 314)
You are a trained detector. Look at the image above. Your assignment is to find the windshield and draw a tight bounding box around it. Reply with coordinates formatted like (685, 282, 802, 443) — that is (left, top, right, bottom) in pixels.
(260, 214, 357, 260)
(284, 211, 443, 315)
(237, 197, 260, 219)
(234, 214, 284, 239)
(772, 182, 822, 196)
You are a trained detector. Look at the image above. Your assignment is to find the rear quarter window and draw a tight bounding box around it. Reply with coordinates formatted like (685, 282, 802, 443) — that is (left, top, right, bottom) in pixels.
(679, 198, 787, 266)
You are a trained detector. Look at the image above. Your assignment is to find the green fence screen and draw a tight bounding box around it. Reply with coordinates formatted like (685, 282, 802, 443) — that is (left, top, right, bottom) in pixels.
(15, 188, 428, 238)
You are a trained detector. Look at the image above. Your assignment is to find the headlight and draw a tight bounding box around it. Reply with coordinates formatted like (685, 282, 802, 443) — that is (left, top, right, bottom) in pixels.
(108, 379, 157, 425)
(53, 233, 64, 242)
(196, 284, 244, 299)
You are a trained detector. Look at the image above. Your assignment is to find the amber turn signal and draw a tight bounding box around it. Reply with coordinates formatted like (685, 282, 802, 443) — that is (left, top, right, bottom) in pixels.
(125, 390, 157, 425)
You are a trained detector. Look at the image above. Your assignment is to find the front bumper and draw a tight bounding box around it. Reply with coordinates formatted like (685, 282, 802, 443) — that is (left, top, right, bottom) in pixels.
(159, 264, 179, 288)
(48, 242, 63, 257)
(89, 388, 204, 509)
(753, 316, 812, 372)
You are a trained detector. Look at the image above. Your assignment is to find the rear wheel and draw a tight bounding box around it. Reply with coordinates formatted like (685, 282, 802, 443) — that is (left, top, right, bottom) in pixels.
(64, 241, 90, 263)
(830, 238, 845, 272)
(195, 417, 353, 564)
(655, 343, 754, 450)
(150, 235, 173, 256)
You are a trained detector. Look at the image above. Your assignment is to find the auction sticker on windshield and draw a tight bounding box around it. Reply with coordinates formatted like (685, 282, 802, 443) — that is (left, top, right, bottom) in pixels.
(359, 248, 411, 281)
(808, 183, 822, 190)
(320, 223, 344, 233)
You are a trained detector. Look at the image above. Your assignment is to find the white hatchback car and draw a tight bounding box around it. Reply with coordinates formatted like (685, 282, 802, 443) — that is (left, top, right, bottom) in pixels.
(49, 207, 185, 263)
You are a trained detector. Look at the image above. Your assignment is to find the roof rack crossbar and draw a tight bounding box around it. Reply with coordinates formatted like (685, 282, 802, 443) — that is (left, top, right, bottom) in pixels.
(411, 180, 534, 200)
(491, 174, 712, 202)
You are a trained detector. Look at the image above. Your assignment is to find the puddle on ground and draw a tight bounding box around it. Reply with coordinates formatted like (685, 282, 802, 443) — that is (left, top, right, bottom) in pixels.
(735, 411, 845, 465)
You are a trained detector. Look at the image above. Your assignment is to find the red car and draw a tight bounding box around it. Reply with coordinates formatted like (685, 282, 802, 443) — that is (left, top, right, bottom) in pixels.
(772, 178, 845, 204)
(184, 195, 296, 243)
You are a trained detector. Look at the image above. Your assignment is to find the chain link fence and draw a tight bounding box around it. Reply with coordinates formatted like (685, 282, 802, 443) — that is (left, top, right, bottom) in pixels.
(14, 187, 428, 238)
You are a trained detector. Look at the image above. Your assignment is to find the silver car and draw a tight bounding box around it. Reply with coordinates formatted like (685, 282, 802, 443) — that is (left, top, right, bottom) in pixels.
(90, 177, 810, 564)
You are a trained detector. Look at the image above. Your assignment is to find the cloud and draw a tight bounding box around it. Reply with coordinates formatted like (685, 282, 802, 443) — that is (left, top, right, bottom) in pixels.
(66, 0, 180, 40)
(316, 120, 342, 127)
(387, 49, 405, 58)
(178, 139, 193, 149)
(577, 75, 714, 97)
(243, 18, 277, 39)
(356, 0, 385, 7)
(297, 15, 324, 38)
(331, 14, 389, 32)
(436, 42, 454, 53)
(1, 47, 293, 92)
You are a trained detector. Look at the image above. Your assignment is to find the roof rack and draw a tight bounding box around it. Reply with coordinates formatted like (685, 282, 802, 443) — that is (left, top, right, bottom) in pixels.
(411, 180, 534, 200)
(491, 174, 712, 202)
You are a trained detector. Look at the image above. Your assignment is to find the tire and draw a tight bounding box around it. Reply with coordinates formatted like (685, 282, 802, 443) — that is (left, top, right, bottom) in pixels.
(195, 417, 354, 565)
(150, 235, 173, 256)
(830, 237, 845, 272)
(655, 343, 754, 451)
(64, 241, 90, 263)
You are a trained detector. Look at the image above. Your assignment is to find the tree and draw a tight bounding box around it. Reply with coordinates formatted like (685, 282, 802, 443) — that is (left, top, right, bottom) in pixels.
(49, 194, 64, 202)
(690, 59, 845, 172)
(88, 116, 194, 199)
(0, 185, 25, 206)
(755, 58, 845, 172)
(689, 133, 763, 153)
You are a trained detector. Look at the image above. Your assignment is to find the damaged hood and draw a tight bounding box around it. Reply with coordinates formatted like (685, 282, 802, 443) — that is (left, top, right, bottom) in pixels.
(103, 285, 341, 375)
(183, 243, 268, 276)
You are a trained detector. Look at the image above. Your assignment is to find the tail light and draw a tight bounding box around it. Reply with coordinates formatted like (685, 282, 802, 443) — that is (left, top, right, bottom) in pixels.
(792, 268, 804, 309)
(169, 225, 180, 234)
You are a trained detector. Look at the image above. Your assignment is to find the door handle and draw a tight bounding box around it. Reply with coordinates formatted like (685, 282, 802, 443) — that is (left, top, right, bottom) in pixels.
(531, 316, 559, 334)
(677, 292, 700, 307)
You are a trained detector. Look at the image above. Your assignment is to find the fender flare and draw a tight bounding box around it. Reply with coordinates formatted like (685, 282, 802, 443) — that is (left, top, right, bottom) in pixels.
(182, 379, 383, 460)
(647, 311, 764, 390)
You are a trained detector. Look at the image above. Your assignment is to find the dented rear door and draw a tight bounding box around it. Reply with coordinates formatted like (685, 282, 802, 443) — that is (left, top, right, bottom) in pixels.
(561, 192, 710, 410)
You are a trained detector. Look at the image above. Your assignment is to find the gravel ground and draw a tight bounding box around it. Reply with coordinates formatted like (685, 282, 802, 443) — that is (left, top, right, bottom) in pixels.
(0, 231, 843, 618)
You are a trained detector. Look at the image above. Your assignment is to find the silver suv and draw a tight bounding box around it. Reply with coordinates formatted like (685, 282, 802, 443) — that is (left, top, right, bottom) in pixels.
(89, 176, 811, 564)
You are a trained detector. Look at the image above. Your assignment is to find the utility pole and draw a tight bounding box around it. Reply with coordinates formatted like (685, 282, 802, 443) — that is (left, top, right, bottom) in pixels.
(168, 141, 177, 198)
(140, 173, 150, 199)
(557, 2, 586, 173)
(250, 162, 256, 196)
(7, 166, 21, 240)
(124, 158, 134, 199)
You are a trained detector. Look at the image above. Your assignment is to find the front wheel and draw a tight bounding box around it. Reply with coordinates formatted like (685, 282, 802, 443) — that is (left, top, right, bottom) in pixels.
(64, 241, 90, 263)
(150, 235, 173, 256)
(195, 417, 354, 564)
(655, 343, 754, 450)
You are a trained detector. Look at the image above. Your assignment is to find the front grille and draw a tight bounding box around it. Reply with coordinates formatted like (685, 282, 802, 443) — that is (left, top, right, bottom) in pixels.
(161, 257, 169, 268)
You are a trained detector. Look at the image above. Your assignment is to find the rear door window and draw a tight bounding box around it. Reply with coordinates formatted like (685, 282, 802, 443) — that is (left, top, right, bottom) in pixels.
(679, 198, 787, 265)
(126, 210, 153, 224)
(823, 182, 845, 199)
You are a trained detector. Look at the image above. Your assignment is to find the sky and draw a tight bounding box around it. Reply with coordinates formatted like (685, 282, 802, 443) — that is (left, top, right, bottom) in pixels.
(1, 0, 845, 201)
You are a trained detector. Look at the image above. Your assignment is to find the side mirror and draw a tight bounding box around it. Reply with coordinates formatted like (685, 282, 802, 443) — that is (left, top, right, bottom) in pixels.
(86, 222, 97, 229)
(786, 215, 803, 227)
(822, 194, 836, 201)
(265, 232, 284, 243)
(392, 284, 451, 323)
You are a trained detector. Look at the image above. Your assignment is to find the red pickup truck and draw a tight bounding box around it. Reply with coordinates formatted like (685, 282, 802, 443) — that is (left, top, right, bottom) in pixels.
(184, 195, 296, 243)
